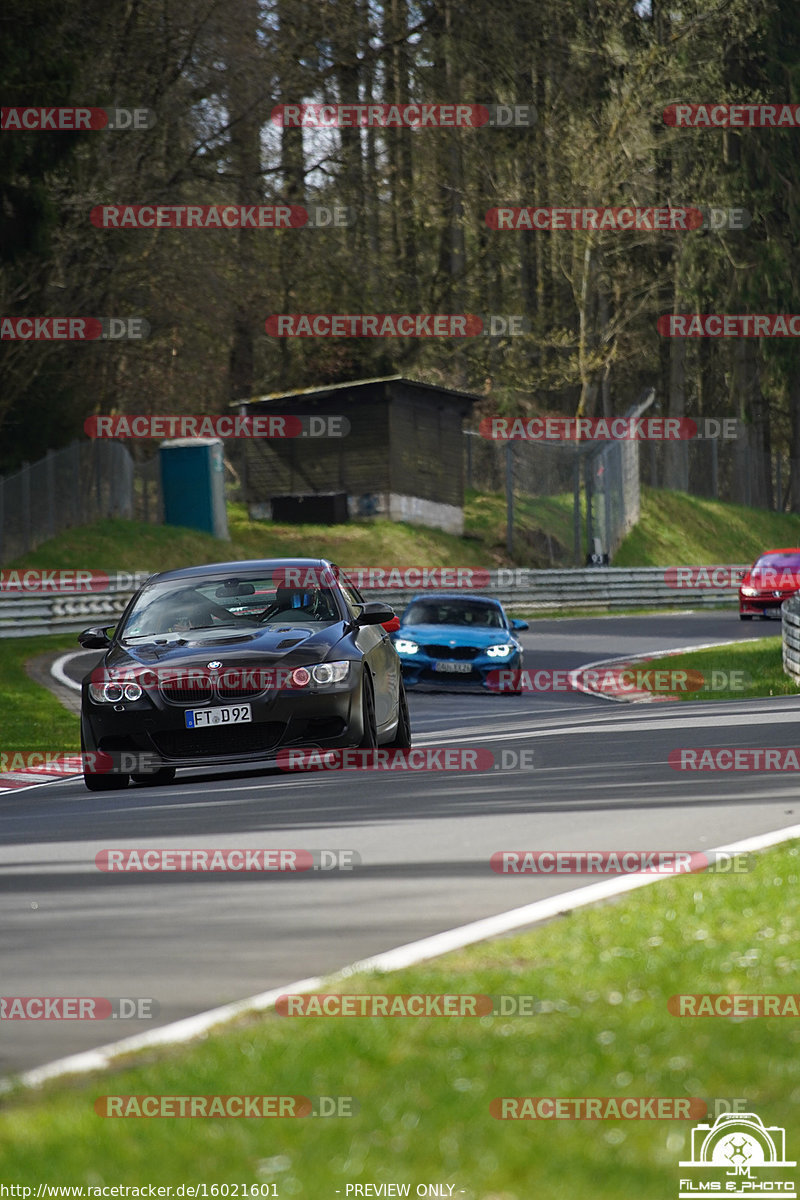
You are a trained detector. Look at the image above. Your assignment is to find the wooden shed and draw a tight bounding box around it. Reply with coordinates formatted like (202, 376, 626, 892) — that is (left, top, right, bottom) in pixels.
(237, 375, 480, 534)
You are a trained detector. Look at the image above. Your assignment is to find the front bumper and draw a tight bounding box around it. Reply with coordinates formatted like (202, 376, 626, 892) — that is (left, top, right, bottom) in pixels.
(81, 676, 367, 770)
(739, 593, 792, 617)
(398, 650, 522, 690)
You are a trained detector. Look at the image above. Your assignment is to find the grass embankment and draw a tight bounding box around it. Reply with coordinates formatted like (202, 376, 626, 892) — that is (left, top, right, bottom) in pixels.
(11, 487, 800, 577)
(615, 488, 800, 566)
(6, 501, 495, 575)
(1, 840, 798, 1194)
(0, 633, 80, 753)
(621, 636, 798, 703)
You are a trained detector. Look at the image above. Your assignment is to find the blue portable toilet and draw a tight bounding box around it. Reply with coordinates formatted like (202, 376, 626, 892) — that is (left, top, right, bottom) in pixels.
(159, 437, 229, 539)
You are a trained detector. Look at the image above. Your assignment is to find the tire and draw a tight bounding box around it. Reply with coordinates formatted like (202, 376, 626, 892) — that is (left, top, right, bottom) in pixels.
(131, 768, 176, 786)
(83, 768, 129, 791)
(358, 673, 378, 749)
(739, 614, 753, 621)
(387, 680, 412, 748)
(81, 722, 129, 791)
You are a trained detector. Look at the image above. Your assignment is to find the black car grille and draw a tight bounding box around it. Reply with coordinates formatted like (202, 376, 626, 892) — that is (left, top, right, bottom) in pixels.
(159, 680, 269, 704)
(152, 723, 284, 759)
(422, 644, 481, 660)
(159, 682, 213, 705)
(420, 667, 480, 683)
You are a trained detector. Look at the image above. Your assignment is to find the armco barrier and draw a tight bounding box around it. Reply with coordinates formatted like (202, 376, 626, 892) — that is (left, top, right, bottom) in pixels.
(782, 594, 800, 684)
(0, 565, 748, 638)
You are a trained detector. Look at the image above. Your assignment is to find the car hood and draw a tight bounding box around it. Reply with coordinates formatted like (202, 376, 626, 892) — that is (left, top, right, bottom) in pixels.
(395, 622, 513, 647)
(100, 623, 347, 673)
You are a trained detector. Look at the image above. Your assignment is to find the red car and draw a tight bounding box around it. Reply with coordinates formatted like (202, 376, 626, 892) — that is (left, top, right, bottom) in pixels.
(738, 548, 800, 619)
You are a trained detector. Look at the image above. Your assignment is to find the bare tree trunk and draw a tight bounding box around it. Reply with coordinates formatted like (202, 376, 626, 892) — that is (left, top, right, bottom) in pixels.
(384, 0, 417, 306)
(789, 368, 800, 513)
(226, 0, 262, 404)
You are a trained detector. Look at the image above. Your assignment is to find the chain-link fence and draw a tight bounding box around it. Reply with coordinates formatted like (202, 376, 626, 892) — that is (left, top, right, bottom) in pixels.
(0, 440, 162, 564)
(466, 391, 652, 566)
(642, 431, 793, 511)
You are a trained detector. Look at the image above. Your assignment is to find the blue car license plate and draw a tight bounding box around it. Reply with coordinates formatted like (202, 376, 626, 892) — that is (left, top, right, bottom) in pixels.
(434, 661, 472, 674)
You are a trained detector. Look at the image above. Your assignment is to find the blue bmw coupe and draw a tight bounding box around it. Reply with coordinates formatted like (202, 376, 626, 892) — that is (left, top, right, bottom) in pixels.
(392, 592, 527, 691)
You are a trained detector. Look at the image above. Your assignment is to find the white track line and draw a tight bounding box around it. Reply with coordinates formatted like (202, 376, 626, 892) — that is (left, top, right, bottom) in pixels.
(568, 639, 761, 704)
(10, 819, 800, 1092)
(51, 651, 85, 692)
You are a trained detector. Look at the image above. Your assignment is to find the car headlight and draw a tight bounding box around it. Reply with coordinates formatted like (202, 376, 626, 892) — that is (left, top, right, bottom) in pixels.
(291, 662, 351, 688)
(740, 587, 757, 597)
(88, 680, 143, 703)
(311, 661, 350, 685)
(395, 639, 419, 654)
(486, 644, 514, 658)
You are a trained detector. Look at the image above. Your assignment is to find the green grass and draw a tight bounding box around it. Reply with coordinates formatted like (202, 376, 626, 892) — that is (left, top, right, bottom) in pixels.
(0, 633, 80, 754)
(7, 488, 800, 577)
(5, 502, 497, 575)
(615, 488, 800, 567)
(2, 841, 799, 1195)
(627, 636, 798, 702)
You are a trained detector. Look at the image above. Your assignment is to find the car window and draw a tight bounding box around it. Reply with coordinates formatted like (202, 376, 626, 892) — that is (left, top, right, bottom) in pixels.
(754, 555, 800, 571)
(403, 601, 504, 628)
(337, 573, 366, 619)
(121, 576, 340, 639)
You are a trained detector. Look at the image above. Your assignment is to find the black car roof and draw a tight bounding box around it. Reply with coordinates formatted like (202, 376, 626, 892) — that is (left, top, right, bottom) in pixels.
(143, 558, 336, 584)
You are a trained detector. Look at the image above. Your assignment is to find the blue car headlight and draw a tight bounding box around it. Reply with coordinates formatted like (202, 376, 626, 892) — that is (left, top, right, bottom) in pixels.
(486, 644, 514, 658)
(395, 639, 419, 655)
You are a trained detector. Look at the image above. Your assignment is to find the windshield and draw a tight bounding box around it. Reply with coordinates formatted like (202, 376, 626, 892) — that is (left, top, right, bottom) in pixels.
(120, 575, 343, 640)
(402, 600, 506, 629)
(753, 554, 800, 572)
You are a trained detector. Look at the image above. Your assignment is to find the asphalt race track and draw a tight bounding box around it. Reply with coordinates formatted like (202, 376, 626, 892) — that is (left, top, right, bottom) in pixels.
(1, 611, 795, 1078)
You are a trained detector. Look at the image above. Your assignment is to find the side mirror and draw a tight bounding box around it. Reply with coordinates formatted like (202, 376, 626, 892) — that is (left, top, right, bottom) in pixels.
(511, 618, 529, 631)
(356, 601, 396, 627)
(77, 626, 113, 649)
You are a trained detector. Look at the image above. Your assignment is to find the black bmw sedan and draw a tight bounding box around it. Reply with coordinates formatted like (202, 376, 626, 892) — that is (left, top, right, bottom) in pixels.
(77, 558, 410, 790)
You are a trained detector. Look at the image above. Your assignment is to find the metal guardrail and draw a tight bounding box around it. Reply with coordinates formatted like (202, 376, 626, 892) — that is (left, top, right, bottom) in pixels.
(782, 595, 800, 684)
(0, 565, 748, 638)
